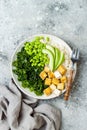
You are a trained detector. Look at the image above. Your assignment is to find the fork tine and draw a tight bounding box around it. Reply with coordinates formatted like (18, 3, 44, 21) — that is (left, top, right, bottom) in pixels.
(74, 49, 77, 57)
(72, 49, 76, 58)
(72, 49, 75, 57)
(76, 49, 79, 59)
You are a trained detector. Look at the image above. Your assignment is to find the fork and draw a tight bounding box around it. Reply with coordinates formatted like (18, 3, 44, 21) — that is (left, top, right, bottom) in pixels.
(64, 48, 79, 100)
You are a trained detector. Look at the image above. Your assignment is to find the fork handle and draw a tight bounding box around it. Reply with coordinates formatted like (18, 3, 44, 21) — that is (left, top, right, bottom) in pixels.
(64, 69, 73, 100)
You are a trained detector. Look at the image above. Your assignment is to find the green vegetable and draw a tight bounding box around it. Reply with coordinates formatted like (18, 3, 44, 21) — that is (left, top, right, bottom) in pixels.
(42, 49, 54, 71)
(12, 46, 47, 96)
(24, 36, 48, 67)
(46, 44, 55, 57)
(46, 37, 50, 42)
(55, 51, 65, 69)
(54, 48, 60, 69)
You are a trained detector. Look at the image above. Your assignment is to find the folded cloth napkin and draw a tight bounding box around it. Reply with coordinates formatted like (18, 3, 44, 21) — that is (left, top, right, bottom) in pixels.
(0, 80, 61, 130)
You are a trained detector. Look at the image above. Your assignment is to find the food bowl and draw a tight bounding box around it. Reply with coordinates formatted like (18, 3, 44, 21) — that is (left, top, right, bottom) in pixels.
(11, 34, 76, 99)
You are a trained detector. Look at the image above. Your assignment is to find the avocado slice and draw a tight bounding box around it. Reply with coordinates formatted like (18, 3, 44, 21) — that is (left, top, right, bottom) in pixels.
(55, 52, 65, 70)
(42, 49, 54, 71)
(46, 44, 55, 57)
(54, 48, 60, 70)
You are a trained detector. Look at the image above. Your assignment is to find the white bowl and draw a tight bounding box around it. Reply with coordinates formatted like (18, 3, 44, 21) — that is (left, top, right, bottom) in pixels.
(11, 34, 76, 100)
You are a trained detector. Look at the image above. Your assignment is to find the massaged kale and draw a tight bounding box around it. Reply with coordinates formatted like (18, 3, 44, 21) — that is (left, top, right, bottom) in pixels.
(12, 47, 47, 96)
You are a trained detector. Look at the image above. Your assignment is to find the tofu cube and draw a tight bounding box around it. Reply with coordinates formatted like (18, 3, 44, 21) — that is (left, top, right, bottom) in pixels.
(48, 71, 54, 78)
(52, 78, 60, 86)
(54, 71, 62, 79)
(57, 65, 67, 75)
(43, 87, 52, 96)
(53, 89, 61, 96)
(44, 66, 50, 73)
(45, 78, 52, 85)
(39, 71, 47, 80)
(57, 83, 65, 90)
(50, 84, 56, 91)
(61, 76, 67, 83)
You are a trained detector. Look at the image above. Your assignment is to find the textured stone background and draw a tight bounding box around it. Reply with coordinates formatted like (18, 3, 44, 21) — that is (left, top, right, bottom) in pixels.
(0, 0, 87, 130)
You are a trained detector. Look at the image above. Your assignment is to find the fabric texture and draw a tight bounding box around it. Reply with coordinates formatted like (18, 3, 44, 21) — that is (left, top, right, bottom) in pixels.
(0, 80, 61, 130)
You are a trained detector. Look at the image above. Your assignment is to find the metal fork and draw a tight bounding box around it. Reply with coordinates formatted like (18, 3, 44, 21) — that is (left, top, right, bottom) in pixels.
(71, 48, 79, 67)
(64, 48, 79, 100)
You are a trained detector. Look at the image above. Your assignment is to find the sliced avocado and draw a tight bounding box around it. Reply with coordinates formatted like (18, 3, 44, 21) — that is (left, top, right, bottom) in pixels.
(54, 48, 60, 70)
(46, 44, 55, 57)
(55, 52, 65, 70)
(42, 49, 54, 71)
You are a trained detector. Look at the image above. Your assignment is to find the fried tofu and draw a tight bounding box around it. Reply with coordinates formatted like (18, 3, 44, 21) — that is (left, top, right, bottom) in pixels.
(57, 83, 65, 90)
(39, 71, 47, 80)
(57, 65, 67, 75)
(43, 87, 52, 96)
(50, 84, 56, 91)
(54, 71, 62, 79)
(45, 78, 52, 85)
(52, 78, 60, 86)
(48, 71, 54, 78)
(60, 76, 67, 83)
(44, 66, 50, 73)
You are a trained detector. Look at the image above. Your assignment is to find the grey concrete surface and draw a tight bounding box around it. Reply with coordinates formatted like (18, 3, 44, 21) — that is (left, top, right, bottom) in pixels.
(0, 0, 87, 130)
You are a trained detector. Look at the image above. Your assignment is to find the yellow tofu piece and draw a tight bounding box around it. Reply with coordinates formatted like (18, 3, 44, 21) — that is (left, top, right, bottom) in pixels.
(60, 76, 67, 83)
(57, 65, 67, 75)
(39, 71, 47, 80)
(44, 66, 50, 73)
(52, 78, 60, 86)
(48, 71, 54, 78)
(57, 83, 65, 90)
(45, 78, 52, 85)
(43, 87, 52, 96)
(50, 84, 56, 91)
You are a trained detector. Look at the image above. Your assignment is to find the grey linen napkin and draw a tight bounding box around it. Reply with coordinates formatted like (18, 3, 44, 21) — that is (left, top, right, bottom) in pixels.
(0, 80, 61, 130)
